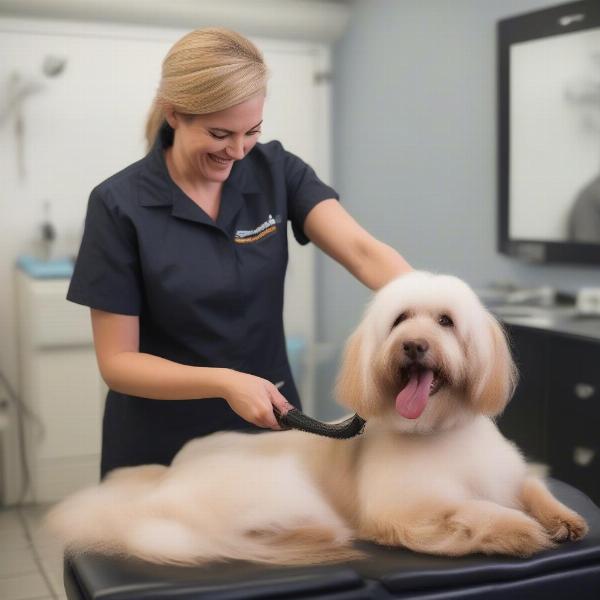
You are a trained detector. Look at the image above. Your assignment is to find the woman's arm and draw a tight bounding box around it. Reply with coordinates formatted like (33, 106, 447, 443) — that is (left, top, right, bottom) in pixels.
(303, 199, 413, 290)
(90, 309, 287, 428)
(90, 309, 227, 400)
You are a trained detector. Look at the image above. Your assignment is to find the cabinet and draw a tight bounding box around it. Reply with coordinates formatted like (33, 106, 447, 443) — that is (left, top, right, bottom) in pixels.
(496, 322, 600, 505)
(11, 270, 107, 503)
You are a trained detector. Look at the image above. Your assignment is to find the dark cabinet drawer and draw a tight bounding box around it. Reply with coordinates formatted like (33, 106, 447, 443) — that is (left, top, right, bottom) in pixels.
(548, 338, 600, 425)
(547, 337, 600, 504)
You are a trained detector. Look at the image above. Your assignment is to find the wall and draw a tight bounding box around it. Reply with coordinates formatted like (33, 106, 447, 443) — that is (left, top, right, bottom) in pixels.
(314, 0, 600, 419)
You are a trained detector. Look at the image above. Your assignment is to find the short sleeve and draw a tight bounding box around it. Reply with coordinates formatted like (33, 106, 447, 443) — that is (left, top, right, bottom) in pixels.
(67, 186, 142, 315)
(283, 146, 340, 245)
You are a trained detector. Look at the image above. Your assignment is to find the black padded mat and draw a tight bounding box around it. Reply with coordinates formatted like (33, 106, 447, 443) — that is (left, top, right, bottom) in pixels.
(64, 479, 600, 600)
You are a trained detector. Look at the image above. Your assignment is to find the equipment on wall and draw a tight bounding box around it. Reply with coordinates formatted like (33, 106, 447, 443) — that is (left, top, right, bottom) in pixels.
(0, 54, 67, 180)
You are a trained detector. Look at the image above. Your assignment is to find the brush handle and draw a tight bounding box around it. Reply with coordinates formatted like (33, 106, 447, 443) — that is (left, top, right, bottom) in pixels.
(273, 407, 366, 439)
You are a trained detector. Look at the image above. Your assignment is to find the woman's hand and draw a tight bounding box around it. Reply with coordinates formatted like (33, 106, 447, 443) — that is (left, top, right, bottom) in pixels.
(220, 369, 293, 430)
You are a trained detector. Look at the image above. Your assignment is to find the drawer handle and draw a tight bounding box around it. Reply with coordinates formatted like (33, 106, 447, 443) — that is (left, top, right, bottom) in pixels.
(573, 447, 596, 467)
(574, 383, 596, 399)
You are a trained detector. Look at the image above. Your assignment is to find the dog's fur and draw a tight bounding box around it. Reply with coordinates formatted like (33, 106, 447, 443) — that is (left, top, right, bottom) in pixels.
(44, 271, 588, 565)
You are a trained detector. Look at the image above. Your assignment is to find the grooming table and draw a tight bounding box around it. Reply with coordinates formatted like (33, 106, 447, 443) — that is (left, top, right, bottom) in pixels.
(63, 479, 600, 599)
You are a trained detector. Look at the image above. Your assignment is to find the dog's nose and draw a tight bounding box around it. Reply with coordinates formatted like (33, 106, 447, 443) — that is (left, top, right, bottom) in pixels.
(403, 339, 429, 360)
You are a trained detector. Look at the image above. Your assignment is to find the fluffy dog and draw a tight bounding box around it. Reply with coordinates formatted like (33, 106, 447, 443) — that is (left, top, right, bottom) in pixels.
(44, 271, 588, 565)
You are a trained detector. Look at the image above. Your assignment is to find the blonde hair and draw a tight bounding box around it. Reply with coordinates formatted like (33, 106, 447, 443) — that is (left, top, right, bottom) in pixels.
(144, 27, 268, 152)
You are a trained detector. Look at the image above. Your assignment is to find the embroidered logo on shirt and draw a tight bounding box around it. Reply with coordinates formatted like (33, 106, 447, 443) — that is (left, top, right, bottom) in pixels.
(234, 214, 280, 244)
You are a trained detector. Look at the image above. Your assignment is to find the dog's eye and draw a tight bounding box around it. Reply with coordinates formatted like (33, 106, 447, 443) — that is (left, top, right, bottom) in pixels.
(391, 313, 407, 329)
(439, 314, 454, 327)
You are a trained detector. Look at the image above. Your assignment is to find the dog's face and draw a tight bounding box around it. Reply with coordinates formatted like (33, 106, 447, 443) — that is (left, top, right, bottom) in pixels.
(335, 271, 518, 434)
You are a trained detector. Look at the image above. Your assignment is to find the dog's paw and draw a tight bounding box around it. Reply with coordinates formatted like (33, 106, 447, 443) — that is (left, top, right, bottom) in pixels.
(481, 513, 556, 558)
(544, 510, 588, 543)
(509, 519, 557, 558)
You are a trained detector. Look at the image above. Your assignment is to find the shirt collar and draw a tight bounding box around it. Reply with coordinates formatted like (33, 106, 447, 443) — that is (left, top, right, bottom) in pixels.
(138, 121, 261, 231)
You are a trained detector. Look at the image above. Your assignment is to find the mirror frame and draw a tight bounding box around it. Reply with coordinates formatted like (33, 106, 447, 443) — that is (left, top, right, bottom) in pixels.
(498, 0, 600, 265)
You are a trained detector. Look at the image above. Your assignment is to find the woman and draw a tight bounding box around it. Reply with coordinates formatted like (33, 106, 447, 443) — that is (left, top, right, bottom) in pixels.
(67, 27, 412, 479)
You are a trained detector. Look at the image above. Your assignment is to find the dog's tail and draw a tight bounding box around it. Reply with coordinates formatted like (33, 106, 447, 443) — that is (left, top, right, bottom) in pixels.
(43, 463, 365, 567)
(43, 464, 171, 557)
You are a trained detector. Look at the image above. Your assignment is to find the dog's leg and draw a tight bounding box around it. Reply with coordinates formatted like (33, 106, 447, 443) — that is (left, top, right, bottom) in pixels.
(519, 476, 588, 542)
(359, 497, 556, 557)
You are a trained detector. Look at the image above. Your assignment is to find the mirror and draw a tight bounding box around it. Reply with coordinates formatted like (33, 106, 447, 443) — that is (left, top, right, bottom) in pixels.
(498, 0, 600, 264)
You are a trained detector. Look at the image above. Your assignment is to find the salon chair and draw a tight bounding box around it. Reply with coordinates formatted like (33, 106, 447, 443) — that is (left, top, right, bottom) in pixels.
(64, 479, 600, 599)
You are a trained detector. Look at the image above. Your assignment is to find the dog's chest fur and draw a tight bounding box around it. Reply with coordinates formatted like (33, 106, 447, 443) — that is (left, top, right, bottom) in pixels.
(353, 416, 528, 510)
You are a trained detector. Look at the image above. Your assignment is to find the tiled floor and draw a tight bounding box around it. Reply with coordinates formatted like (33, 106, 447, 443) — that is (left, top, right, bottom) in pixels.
(0, 503, 67, 600)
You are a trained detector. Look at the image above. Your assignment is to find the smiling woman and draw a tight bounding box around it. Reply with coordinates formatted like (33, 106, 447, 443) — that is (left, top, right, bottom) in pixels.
(64, 25, 412, 481)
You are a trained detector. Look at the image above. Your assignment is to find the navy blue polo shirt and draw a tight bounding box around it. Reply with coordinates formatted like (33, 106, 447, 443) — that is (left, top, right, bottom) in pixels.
(67, 122, 339, 477)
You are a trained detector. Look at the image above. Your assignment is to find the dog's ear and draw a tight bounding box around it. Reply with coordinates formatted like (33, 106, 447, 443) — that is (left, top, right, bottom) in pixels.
(467, 313, 518, 416)
(334, 324, 376, 418)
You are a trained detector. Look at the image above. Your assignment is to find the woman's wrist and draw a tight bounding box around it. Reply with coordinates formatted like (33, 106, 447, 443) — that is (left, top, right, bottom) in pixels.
(207, 367, 233, 399)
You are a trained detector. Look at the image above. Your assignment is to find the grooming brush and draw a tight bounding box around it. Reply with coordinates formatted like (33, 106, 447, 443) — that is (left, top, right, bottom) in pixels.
(273, 381, 366, 439)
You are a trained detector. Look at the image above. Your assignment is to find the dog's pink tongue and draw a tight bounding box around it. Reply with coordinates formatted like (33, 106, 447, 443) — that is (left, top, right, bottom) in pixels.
(395, 369, 434, 419)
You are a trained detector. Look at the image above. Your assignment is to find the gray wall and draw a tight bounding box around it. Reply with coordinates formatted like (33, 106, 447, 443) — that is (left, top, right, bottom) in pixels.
(314, 0, 600, 418)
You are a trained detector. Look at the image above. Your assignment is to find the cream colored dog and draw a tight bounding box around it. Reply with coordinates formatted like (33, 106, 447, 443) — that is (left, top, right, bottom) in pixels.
(45, 271, 588, 566)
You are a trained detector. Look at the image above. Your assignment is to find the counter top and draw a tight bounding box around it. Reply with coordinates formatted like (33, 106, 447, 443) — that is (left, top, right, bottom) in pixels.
(490, 304, 600, 342)
(16, 255, 74, 279)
